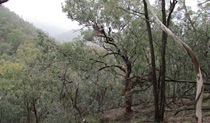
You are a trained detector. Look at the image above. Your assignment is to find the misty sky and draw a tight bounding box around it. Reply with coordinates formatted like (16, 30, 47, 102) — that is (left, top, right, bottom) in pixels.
(4, 0, 80, 35)
(3, 0, 197, 35)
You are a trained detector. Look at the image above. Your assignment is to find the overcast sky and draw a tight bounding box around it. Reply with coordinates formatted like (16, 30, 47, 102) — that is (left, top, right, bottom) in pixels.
(3, 0, 197, 35)
(4, 0, 80, 35)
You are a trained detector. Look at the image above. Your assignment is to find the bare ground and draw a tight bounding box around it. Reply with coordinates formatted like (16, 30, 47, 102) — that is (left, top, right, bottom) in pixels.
(97, 98, 210, 123)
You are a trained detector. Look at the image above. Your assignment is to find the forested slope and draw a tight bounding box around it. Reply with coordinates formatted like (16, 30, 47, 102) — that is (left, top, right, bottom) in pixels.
(0, 6, 38, 55)
(0, 1, 210, 123)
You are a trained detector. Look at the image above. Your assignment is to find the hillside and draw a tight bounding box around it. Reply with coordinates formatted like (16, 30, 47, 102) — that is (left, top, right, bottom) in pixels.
(0, 6, 38, 54)
(0, 6, 37, 36)
(0, 6, 81, 44)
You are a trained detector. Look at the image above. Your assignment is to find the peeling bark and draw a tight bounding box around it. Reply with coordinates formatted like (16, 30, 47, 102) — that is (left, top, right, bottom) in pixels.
(145, 0, 204, 122)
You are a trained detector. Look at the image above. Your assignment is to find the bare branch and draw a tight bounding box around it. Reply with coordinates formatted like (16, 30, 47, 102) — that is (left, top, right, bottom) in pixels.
(167, 0, 178, 27)
(182, 0, 198, 46)
(103, 52, 121, 58)
(117, 7, 145, 16)
(90, 58, 126, 73)
(98, 64, 126, 73)
(0, 0, 8, 4)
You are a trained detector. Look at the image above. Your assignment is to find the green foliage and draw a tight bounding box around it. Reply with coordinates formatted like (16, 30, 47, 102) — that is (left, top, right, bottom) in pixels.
(0, 60, 25, 78)
(0, 41, 12, 54)
(16, 42, 40, 65)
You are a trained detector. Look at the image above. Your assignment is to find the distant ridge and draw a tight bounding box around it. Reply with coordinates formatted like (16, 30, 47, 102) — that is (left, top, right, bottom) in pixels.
(53, 30, 81, 42)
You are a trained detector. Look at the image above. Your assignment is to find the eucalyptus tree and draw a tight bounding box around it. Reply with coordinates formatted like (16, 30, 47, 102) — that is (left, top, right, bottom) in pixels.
(36, 31, 117, 122)
(162, 0, 209, 100)
(0, 60, 26, 122)
(145, 0, 205, 122)
(173, 0, 210, 81)
(62, 0, 150, 114)
(142, 0, 178, 122)
(0, 31, 59, 123)
(0, 31, 62, 123)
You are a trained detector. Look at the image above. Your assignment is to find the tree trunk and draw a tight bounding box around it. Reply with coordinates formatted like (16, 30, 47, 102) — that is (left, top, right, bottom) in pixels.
(159, 0, 167, 121)
(124, 79, 133, 113)
(26, 102, 31, 123)
(0, 111, 2, 123)
(32, 103, 39, 123)
(143, 0, 177, 122)
(143, 0, 159, 121)
(122, 55, 133, 114)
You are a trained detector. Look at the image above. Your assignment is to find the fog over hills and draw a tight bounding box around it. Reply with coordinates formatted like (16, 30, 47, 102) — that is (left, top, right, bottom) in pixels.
(53, 30, 81, 42)
(31, 21, 81, 42)
(32, 22, 67, 36)
(4, 0, 82, 43)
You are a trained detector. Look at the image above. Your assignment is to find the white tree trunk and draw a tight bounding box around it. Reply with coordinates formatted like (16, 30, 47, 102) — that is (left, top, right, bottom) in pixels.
(144, 0, 204, 122)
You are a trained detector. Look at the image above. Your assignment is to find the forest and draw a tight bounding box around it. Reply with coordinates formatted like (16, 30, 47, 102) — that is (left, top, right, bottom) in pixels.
(0, 0, 210, 123)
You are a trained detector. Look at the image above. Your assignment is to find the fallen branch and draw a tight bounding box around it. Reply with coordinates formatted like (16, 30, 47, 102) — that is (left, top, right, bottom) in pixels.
(173, 106, 210, 116)
(166, 79, 210, 85)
